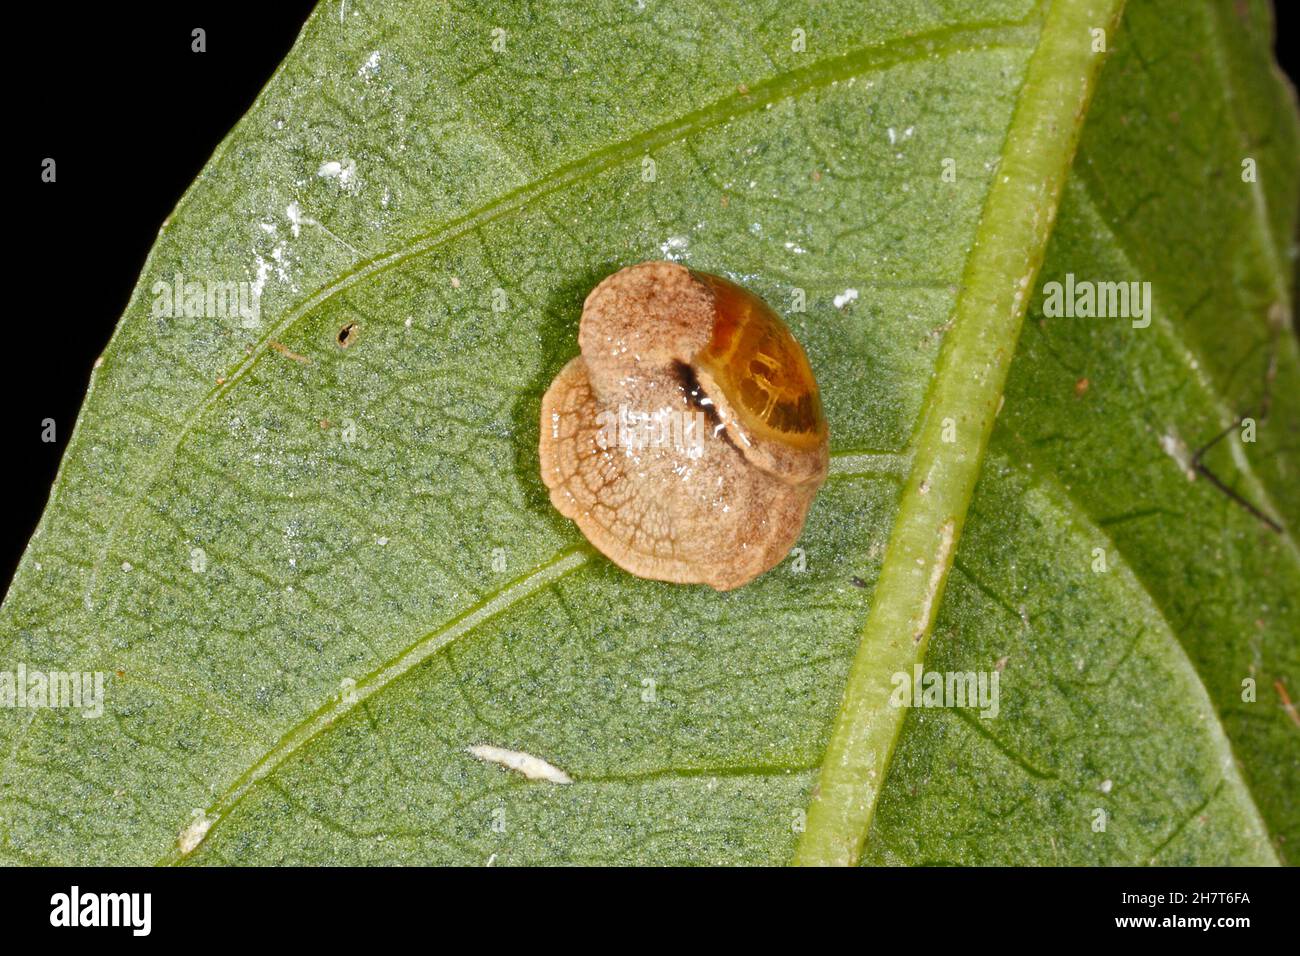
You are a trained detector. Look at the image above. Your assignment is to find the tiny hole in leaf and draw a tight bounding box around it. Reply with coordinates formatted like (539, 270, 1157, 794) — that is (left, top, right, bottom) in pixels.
(337, 322, 359, 348)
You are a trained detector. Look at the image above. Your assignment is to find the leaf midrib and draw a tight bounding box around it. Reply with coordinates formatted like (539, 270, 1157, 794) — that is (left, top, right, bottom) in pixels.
(797, 0, 1293, 864)
(794, 0, 1129, 866)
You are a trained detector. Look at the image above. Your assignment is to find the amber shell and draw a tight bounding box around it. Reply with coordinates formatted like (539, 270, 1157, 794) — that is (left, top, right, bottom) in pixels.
(693, 271, 827, 452)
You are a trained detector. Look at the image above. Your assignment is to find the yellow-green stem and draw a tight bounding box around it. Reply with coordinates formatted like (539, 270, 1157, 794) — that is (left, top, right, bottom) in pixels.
(794, 0, 1127, 867)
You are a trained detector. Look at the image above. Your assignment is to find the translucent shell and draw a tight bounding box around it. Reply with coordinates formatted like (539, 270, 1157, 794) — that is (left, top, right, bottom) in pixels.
(693, 271, 827, 452)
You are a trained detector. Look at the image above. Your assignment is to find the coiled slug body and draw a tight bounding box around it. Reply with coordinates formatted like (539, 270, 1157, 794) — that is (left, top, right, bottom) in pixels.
(539, 261, 828, 590)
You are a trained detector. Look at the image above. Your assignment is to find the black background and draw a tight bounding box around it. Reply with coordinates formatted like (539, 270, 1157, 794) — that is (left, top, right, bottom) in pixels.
(9, 3, 317, 586)
(0, 864, 1289, 937)
(5, 4, 1299, 590)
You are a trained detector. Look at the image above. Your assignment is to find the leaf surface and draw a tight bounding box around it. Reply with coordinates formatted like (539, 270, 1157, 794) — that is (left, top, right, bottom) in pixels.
(1, 0, 1295, 865)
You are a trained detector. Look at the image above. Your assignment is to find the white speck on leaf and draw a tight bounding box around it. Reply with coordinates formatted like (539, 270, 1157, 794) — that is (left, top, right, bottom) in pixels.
(286, 201, 309, 238)
(251, 254, 271, 301)
(468, 744, 573, 784)
(659, 236, 689, 260)
(913, 519, 955, 641)
(358, 50, 381, 79)
(1159, 428, 1195, 480)
(178, 810, 214, 856)
(317, 158, 358, 191)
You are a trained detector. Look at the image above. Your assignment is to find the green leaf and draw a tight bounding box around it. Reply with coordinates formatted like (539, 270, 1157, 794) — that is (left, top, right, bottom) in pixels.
(2, 0, 1296, 866)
